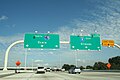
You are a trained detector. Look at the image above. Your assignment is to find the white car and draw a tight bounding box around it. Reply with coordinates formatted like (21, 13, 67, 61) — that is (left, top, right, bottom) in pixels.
(37, 67, 45, 73)
(74, 67, 81, 74)
(61, 68, 65, 72)
(68, 67, 81, 74)
(46, 68, 51, 72)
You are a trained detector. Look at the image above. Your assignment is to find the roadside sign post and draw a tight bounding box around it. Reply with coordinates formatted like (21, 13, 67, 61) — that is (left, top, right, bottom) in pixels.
(106, 63, 111, 69)
(15, 60, 21, 73)
(16, 60, 21, 66)
(70, 34, 101, 50)
(75, 51, 78, 67)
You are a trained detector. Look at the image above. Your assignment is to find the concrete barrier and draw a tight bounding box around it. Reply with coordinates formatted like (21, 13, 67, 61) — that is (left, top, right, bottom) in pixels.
(0, 70, 16, 78)
(82, 70, 120, 72)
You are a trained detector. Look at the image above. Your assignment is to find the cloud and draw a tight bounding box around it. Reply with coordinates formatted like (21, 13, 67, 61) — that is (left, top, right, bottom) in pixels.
(77, 59, 85, 63)
(0, 34, 24, 67)
(1, 0, 120, 67)
(44, 63, 49, 66)
(0, 34, 24, 45)
(0, 15, 8, 21)
(6, 24, 16, 28)
(49, 52, 54, 55)
(55, 0, 120, 44)
(34, 60, 43, 63)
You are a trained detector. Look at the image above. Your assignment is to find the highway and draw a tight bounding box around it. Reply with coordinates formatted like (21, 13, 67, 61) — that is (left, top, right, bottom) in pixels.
(0, 71, 120, 80)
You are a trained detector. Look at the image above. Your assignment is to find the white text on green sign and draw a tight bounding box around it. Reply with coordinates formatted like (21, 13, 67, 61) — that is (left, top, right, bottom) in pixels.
(24, 34, 60, 49)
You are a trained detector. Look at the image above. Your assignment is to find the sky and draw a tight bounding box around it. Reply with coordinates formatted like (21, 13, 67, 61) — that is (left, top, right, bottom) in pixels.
(0, 0, 120, 68)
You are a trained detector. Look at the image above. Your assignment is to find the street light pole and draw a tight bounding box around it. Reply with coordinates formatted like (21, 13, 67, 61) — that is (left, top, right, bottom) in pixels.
(32, 59, 33, 71)
(80, 30, 83, 36)
(25, 48, 31, 70)
(75, 51, 78, 67)
(59, 53, 61, 68)
(25, 49, 27, 70)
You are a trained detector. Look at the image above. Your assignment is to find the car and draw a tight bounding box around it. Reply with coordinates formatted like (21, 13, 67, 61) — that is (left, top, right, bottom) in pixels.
(46, 68, 51, 72)
(56, 68, 61, 71)
(61, 68, 65, 72)
(68, 67, 81, 74)
(51, 67, 57, 72)
(37, 67, 45, 73)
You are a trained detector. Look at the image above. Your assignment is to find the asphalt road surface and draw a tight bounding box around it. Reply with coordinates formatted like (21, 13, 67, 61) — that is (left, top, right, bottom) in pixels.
(0, 71, 120, 80)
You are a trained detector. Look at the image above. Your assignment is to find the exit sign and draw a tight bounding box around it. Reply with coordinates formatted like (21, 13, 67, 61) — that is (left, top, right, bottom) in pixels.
(70, 34, 101, 50)
(24, 34, 60, 49)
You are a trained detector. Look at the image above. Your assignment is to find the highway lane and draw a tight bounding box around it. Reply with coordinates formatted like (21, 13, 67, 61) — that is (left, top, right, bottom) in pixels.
(0, 71, 120, 80)
(54, 72, 120, 80)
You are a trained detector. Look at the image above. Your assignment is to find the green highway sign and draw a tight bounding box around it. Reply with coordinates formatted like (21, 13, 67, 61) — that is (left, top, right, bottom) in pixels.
(70, 34, 101, 50)
(24, 34, 60, 49)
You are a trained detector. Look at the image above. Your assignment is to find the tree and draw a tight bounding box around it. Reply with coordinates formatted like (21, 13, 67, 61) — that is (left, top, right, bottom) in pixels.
(93, 62, 107, 70)
(108, 56, 120, 70)
(70, 65, 76, 68)
(80, 66, 85, 70)
(86, 65, 93, 69)
(62, 64, 70, 71)
(62, 64, 76, 71)
(109, 56, 120, 64)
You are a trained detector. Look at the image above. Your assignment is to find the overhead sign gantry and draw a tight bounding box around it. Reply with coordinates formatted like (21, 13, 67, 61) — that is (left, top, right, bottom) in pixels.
(3, 32, 120, 71)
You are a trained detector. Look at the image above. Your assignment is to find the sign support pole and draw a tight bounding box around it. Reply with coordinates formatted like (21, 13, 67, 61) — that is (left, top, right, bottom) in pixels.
(24, 49, 27, 70)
